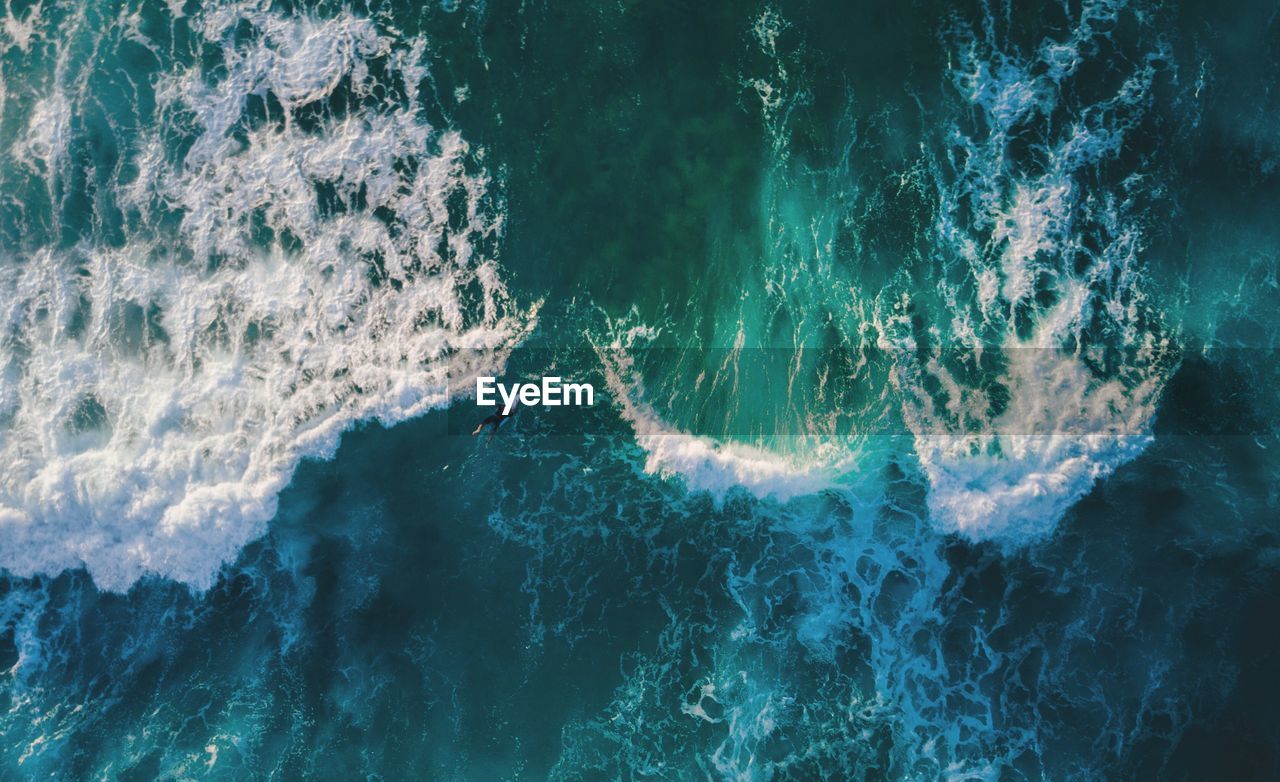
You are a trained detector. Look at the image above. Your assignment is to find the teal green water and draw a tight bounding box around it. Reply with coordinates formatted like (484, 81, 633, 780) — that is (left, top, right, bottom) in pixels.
(1, 0, 1280, 778)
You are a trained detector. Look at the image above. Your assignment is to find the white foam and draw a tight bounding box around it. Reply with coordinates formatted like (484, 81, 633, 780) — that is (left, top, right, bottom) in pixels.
(895, 0, 1169, 544)
(13, 93, 71, 177)
(1, 3, 39, 54)
(593, 326, 839, 503)
(898, 340, 1164, 542)
(0, 5, 534, 591)
(591, 0, 1168, 547)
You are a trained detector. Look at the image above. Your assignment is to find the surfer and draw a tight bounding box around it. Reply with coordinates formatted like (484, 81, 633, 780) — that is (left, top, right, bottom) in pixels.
(471, 400, 518, 442)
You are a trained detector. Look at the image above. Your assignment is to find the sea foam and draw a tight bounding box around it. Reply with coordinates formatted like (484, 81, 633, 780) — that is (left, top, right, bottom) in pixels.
(597, 0, 1173, 548)
(594, 325, 842, 503)
(888, 0, 1172, 544)
(0, 4, 534, 591)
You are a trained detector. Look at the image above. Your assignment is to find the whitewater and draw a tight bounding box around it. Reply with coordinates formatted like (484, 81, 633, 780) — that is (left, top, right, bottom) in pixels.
(0, 3, 535, 591)
(0, 0, 1176, 596)
(596, 0, 1176, 552)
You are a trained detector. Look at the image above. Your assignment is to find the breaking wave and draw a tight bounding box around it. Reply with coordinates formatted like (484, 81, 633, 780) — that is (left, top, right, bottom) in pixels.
(882, 0, 1175, 543)
(597, 0, 1177, 549)
(0, 3, 534, 591)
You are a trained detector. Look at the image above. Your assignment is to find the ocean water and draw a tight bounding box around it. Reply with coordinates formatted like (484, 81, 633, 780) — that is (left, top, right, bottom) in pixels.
(1, 0, 1279, 778)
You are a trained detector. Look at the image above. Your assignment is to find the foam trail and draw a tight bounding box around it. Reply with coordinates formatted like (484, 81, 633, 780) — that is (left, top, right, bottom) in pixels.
(592, 324, 840, 502)
(590, 0, 1173, 547)
(887, 0, 1173, 544)
(0, 4, 535, 591)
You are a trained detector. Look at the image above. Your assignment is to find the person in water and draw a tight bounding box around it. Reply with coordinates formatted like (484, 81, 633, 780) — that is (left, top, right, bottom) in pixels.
(471, 400, 518, 442)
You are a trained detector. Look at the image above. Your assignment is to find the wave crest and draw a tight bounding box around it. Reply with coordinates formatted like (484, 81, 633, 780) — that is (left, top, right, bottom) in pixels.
(0, 4, 534, 591)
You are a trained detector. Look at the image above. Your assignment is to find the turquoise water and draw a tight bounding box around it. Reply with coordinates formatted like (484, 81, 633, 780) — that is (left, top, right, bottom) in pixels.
(1, 0, 1280, 777)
